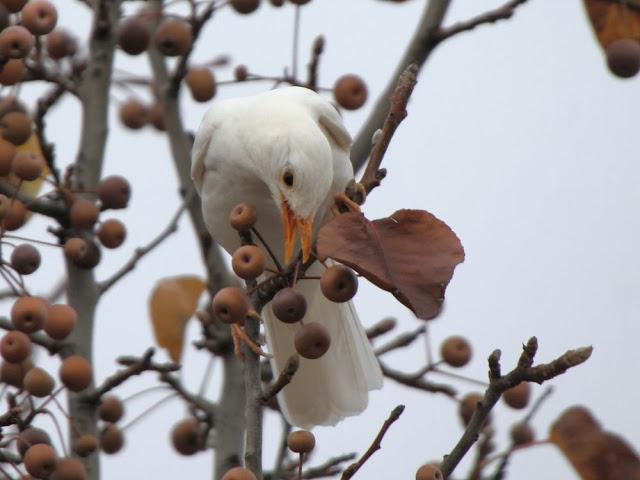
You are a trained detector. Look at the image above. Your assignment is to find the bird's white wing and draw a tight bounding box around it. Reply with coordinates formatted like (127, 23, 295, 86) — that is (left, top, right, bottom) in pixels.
(191, 109, 217, 195)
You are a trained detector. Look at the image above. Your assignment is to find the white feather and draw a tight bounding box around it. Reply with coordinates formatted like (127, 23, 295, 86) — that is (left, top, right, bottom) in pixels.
(192, 86, 382, 428)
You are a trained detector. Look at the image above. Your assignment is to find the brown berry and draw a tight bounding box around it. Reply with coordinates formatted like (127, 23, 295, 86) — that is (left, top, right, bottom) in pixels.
(69, 199, 99, 229)
(72, 434, 98, 457)
(97, 219, 126, 248)
(294, 322, 330, 359)
(510, 422, 534, 446)
(229, 202, 257, 232)
(18, 427, 51, 457)
(272, 287, 306, 324)
(232, 245, 265, 279)
(0, 0, 27, 13)
(3, 198, 27, 230)
(234, 65, 248, 81)
(24, 444, 57, 478)
(287, 430, 315, 454)
(98, 175, 131, 209)
(231, 0, 260, 14)
(45, 29, 76, 59)
(320, 265, 358, 303)
(148, 102, 165, 131)
(116, 16, 150, 55)
(607, 38, 640, 79)
(440, 335, 472, 368)
(21, 0, 58, 36)
(212, 287, 250, 324)
(416, 463, 443, 480)
(100, 424, 124, 454)
(70, 239, 101, 270)
(0, 3, 7, 28)
(502, 381, 530, 410)
(0, 331, 32, 363)
(11, 296, 47, 333)
(458, 392, 486, 426)
(0, 358, 32, 387)
(24, 366, 54, 397)
(154, 18, 192, 57)
(10, 244, 41, 275)
(12, 152, 44, 181)
(0, 138, 15, 174)
(269, 0, 284, 5)
(171, 418, 201, 456)
(0, 111, 32, 145)
(333, 74, 367, 110)
(44, 304, 77, 340)
(186, 68, 216, 102)
(0, 59, 25, 85)
(99, 395, 124, 423)
(51, 457, 86, 480)
(119, 99, 147, 130)
(63, 237, 88, 264)
(222, 467, 257, 480)
(0, 25, 34, 59)
(59, 355, 92, 392)
(289, 0, 311, 3)
(0, 193, 9, 220)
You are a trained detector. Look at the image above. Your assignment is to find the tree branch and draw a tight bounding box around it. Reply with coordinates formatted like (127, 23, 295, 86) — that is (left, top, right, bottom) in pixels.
(261, 354, 299, 404)
(379, 360, 457, 397)
(340, 405, 405, 480)
(435, 0, 530, 42)
(439, 338, 592, 478)
(374, 325, 425, 356)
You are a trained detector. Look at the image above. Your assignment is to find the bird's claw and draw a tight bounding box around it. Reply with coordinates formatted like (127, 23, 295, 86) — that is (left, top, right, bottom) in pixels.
(231, 324, 273, 360)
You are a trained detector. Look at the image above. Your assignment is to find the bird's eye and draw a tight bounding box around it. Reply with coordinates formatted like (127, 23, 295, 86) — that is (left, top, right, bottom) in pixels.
(282, 169, 294, 188)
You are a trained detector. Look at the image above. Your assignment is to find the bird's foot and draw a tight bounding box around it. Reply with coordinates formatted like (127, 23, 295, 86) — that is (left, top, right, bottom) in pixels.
(231, 324, 273, 360)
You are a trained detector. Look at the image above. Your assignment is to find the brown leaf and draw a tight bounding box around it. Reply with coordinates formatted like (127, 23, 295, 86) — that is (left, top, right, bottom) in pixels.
(149, 275, 207, 362)
(316, 210, 464, 320)
(550, 406, 640, 480)
(583, 0, 640, 48)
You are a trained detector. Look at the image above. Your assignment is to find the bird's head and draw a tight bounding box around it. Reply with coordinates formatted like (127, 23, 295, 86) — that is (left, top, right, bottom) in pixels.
(267, 146, 333, 265)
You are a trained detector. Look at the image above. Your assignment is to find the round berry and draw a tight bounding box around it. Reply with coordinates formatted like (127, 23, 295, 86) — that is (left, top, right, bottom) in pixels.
(73, 434, 98, 457)
(0, 359, 32, 388)
(3, 198, 27, 230)
(59, 356, 92, 392)
(607, 38, 640, 79)
(23, 444, 57, 478)
(185, 68, 216, 102)
(234, 65, 248, 81)
(0, 137, 15, 174)
(97, 219, 126, 249)
(272, 288, 306, 324)
(100, 424, 124, 454)
(11, 296, 47, 333)
(440, 335, 472, 368)
(51, 457, 86, 480)
(119, 99, 147, 130)
(154, 18, 192, 57)
(458, 392, 486, 426)
(0, 25, 34, 59)
(24, 366, 55, 397)
(510, 422, 534, 446)
(12, 152, 45, 180)
(69, 199, 100, 229)
(287, 430, 315, 454)
(171, 418, 201, 456)
(63, 237, 88, 264)
(21, 0, 58, 36)
(294, 322, 330, 359)
(0, 330, 32, 363)
(231, 0, 260, 14)
(0, 59, 25, 85)
(502, 381, 530, 410)
(10, 244, 41, 275)
(99, 395, 124, 423)
(18, 427, 51, 457)
(98, 175, 130, 209)
(231, 245, 265, 280)
(416, 463, 443, 480)
(45, 29, 76, 59)
(212, 287, 250, 324)
(222, 467, 257, 480)
(0, 111, 32, 145)
(229, 202, 257, 232)
(320, 265, 358, 303)
(333, 74, 367, 110)
(117, 15, 150, 55)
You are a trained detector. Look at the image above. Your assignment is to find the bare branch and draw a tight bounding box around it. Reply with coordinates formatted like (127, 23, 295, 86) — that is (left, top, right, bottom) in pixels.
(358, 63, 418, 197)
(97, 189, 193, 295)
(439, 338, 592, 478)
(435, 0, 530, 42)
(374, 325, 425, 356)
(0, 182, 66, 220)
(341, 405, 405, 480)
(159, 371, 217, 419)
(379, 360, 457, 397)
(365, 317, 397, 340)
(262, 354, 299, 404)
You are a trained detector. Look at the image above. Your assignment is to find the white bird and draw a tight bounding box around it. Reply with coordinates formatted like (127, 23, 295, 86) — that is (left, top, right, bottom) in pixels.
(191, 86, 383, 428)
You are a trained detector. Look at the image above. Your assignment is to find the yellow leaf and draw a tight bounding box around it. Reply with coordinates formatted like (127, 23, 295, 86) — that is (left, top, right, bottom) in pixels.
(13, 133, 49, 199)
(583, 0, 640, 49)
(149, 275, 207, 362)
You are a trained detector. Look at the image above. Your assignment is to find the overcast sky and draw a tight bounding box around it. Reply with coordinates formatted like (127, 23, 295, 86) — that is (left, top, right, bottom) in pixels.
(14, 0, 640, 479)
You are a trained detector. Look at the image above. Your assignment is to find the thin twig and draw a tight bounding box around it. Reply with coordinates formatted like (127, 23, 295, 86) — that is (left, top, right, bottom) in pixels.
(379, 360, 457, 397)
(262, 354, 299, 404)
(439, 338, 592, 478)
(341, 405, 405, 479)
(366, 317, 397, 340)
(97, 190, 193, 294)
(374, 325, 425, 356)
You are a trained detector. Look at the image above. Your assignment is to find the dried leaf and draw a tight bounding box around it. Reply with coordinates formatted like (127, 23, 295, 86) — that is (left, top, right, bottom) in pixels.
(550, 406, 640, 480)
(583, 0, 640, 48)
(317, 210, 464, 320)
(149, 275, 207, 362)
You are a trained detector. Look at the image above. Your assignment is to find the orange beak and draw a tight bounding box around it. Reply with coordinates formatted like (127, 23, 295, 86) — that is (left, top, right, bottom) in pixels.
(280, 196, 313, 264)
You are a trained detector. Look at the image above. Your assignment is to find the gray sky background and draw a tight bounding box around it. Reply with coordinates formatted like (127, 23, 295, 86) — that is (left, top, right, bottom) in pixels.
(13, 0, 640, 478)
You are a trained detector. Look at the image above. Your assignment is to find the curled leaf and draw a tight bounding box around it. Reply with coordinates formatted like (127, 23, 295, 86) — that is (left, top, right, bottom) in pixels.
(550, 406, 640, 480)
(317, 209, 464, 320)
(149, 275, 207, 362)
